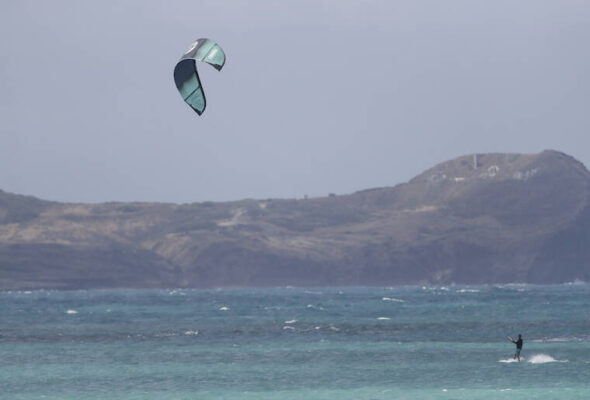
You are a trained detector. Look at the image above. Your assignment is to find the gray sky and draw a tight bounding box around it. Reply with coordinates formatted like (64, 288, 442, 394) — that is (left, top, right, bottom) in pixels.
(1, 0, 589, 203)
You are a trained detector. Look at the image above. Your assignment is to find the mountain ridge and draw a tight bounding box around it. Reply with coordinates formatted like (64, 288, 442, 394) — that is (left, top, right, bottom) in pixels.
(2, 150, 590, 290)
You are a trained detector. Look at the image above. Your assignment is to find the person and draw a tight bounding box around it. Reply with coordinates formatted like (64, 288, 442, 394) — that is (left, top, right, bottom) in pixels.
(509, 334, 524, 361)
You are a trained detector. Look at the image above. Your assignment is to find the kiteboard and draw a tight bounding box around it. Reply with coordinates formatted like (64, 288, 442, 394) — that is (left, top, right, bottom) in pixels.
(499, 357, 524, 363)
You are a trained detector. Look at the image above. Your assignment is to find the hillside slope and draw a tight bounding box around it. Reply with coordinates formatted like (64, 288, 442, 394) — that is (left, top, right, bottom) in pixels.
(1, 150, 589, 289)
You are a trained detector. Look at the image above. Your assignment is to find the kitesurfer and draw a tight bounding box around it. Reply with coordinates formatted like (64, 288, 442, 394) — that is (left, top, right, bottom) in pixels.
(508, 334, 523, 361)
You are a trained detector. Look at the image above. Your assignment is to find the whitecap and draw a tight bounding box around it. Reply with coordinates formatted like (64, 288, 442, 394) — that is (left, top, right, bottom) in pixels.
(456, 289, 480, 293)
(66, 309, 78, 314)
(184, 330, 199, 336)
(284, 319, 297, 324)
(377, 317, 391, 320)
(495, 283, 529, 291)
(532, 336, 585, 343)
(382, 297, 405, 302)
(219, 306, 230, 311)
(564, 279, 587, 286)
(283, 326, 295, 330)
(155, 332, 176, 338)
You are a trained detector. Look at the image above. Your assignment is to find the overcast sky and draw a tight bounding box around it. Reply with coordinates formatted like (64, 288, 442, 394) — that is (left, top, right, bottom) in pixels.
(1, 0, 589, 203)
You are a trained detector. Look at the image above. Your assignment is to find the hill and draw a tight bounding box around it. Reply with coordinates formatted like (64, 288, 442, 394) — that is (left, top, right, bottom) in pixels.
(1, 150, 590, 289)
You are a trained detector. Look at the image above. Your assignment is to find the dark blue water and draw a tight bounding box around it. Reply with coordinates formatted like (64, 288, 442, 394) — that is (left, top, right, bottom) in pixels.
(2, 284, 589, 399)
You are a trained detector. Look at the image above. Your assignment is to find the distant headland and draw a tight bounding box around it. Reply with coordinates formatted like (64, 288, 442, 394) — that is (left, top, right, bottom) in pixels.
(2, 150, 589, 290)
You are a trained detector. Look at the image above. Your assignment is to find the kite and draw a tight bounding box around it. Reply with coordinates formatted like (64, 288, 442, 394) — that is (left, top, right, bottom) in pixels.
(173, 38, 226, 115)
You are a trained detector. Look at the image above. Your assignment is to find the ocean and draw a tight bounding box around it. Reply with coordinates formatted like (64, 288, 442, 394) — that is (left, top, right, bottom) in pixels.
(1, 284, 589, 399)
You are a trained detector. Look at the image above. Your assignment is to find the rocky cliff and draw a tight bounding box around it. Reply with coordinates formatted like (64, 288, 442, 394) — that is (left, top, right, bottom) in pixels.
(2, 150, 589, 289)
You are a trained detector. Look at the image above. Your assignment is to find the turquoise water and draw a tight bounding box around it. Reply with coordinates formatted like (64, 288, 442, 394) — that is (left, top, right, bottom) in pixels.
(1, 285, 590, 399)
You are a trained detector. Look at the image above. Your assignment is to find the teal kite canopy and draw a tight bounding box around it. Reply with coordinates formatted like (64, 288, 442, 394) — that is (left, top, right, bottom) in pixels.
(174, 38, 226, 115)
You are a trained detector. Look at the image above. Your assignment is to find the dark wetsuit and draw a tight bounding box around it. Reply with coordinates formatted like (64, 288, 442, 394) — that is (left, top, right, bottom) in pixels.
(515, 338, 523, 356)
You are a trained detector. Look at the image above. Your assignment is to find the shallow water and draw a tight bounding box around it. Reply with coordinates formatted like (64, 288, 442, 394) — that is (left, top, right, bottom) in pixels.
(1, 284, 589, 399)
